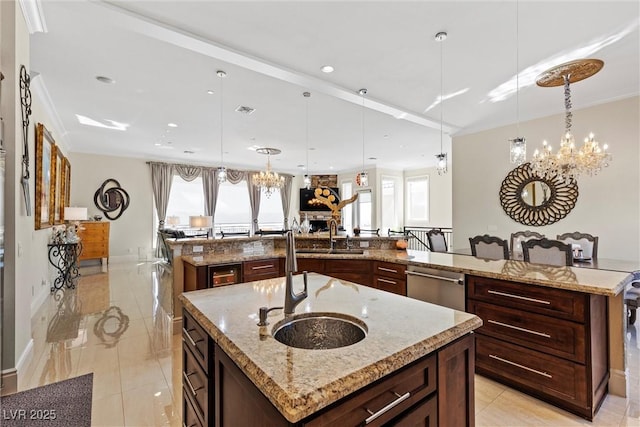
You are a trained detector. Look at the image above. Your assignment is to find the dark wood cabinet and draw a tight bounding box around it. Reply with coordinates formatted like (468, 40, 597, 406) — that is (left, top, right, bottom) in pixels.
(243, 258, 281, 282)
(182, 310, 214, 426)
(184, 309, 474, 427)
(324, 259, 371, 287)
(466, 275, 608, 420)
(296, 258, 325, 274)
(373, 261, 407, 296)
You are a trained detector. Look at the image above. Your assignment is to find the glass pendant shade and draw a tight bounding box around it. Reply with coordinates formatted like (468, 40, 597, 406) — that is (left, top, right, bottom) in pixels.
(217, 166, 227, 183)
(303, 174, 311, 190)
(510, 137, 526, 165)
(435, 153, 447, 175)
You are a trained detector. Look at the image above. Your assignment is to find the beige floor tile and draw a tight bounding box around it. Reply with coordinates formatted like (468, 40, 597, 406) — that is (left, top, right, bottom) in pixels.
(91, 393, 124, 427)
(122, 384, 179, 426)
(119, 359, 167, 392)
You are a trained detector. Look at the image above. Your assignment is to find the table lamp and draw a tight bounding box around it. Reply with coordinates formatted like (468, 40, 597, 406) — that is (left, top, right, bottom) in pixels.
(189, 215, 213, 237)
(64, 207, 88, 241)
(166, 216, 180, 228)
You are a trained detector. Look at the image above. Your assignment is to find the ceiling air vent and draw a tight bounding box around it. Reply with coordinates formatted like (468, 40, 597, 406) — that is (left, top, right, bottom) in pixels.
(235, 105, 255, 115)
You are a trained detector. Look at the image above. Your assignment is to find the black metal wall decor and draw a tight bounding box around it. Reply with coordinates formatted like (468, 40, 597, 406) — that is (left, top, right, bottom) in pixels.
(20, 65, 32, 216)
(94, 178, 130, 220)
(499, 162, 579, 226)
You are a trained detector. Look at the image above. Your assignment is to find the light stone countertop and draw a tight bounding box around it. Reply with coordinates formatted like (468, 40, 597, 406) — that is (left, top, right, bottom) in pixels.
(182, 249, 635, 296)
(180, 273, 482, 423)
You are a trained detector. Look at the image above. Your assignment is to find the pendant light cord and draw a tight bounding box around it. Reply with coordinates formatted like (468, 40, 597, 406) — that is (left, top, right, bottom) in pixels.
(439, 35, 444, 154)
(305, 92, 310, 175)
(516, 0, 520, 136)
(361, 90, 366, 171)
(220, 73, 224, 164)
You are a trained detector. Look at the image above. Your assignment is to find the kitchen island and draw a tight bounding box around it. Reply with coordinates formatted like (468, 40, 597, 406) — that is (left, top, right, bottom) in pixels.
(179, 272, 482, 426)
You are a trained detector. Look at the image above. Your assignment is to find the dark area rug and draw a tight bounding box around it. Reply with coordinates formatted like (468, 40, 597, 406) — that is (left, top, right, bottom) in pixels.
(0, 373, 92, 427)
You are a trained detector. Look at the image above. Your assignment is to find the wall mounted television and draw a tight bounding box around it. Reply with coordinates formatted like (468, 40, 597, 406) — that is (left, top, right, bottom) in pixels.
(299, 188, 340, 212)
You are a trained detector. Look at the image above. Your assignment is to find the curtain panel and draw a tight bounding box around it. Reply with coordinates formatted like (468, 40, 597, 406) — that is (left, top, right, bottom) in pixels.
(149, 162, 174, 229)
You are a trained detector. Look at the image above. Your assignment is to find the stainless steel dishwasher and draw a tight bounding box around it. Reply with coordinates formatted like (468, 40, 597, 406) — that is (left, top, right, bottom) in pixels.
(405, 266, 466, 311)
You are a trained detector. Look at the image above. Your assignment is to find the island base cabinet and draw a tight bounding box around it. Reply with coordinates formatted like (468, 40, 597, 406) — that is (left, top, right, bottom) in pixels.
(211, 334, 474, 427)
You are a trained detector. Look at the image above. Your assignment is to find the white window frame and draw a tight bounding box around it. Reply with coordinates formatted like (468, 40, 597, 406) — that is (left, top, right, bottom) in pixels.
(405, 175, 429, 224)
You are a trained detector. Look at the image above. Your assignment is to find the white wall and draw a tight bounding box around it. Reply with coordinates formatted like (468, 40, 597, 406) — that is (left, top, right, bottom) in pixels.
(67, 153, 153, 259)
(452, 96, 640, 261)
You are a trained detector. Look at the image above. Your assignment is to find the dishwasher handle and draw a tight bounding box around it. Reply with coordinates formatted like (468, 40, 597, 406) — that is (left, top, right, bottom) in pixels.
(405, 270, 464, 285)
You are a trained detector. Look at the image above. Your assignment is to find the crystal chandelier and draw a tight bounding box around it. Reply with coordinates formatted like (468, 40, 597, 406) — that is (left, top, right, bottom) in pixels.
(356, 88, 368, 187)
(216, 70, 228, 183)
(435, 31, 447, 176)
(253, 147, 284, 198)
(531, 59, 611, 183)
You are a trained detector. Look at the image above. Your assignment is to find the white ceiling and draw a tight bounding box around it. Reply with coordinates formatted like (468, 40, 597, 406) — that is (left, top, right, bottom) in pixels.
(29, 1, 640, 175)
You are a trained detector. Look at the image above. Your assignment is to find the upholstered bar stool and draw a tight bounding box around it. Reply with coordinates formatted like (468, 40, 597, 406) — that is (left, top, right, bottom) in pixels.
(469, 235, 510, 260)
(625, 283, 640, 325)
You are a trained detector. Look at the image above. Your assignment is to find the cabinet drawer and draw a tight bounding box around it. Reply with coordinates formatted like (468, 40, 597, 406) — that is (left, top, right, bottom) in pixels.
(373, 261, 406, 281)
(467, 275, 586, 322)
(183, 343, 209, 424)
(183, 310, 211, 373)
(243, 258, 280, 281)
(476, 335, 588, 409)
(296, 258, 325, 273)
(374, 276, 406, 296)
(469, 301, 585, 363)
(183, 388, 204, 427)
(330, 272, 371, 287)
(305, 354, 436, 427)
(390, 395, 437, 427)
(326, 259, 370, 274)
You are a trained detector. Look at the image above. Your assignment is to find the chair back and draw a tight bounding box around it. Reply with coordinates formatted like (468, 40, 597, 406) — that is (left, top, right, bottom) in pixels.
(427, 229, 448, 252)
(522, 238, 572, 266)
(469, 235, 509, 260)
(511, 230, 545, 258)
(556, 232, 598, 260)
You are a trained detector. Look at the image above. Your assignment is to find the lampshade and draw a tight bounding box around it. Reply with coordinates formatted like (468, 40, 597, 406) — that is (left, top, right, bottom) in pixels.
(64, 207, 88, 221)
(166, 215, 180, 226)
(189, 215, 212, 228)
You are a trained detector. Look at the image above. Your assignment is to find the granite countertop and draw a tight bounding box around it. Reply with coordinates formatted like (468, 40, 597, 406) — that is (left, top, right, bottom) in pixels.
(182, 249, 634, 296)
(179, 273, 482, 422)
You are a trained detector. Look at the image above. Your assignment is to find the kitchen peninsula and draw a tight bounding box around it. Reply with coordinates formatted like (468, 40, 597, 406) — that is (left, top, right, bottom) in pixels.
(170, 235, 635, 418)
(180, 272, 482, 426)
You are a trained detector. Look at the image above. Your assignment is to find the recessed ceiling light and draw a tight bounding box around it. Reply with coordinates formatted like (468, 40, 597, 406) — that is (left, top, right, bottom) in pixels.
(309, 147, 316, 151)
(183, 150, 194, 154)
(207, 90, 214, 95)
(235, 105, 255, 115)
(154, 143, 161, 146)
(95, 76, 115, 84)
(383, 134, 389, 139)
(168, 123, 178, 128)
(297, 164, 305, 168)
(368, 157, 377, 160)
(321, 65, 334, 73)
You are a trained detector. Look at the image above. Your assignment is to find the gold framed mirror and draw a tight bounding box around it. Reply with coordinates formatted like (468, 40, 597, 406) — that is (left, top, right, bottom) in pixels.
(499, 162, 579, 226)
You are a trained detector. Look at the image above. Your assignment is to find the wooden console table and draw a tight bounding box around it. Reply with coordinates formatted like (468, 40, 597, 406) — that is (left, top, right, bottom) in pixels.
(77, 221, 110, 264)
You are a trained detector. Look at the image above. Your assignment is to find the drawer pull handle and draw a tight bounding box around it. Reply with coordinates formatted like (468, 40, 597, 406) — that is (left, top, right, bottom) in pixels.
(487, 290, 551, 305)
(213, 272, 236, 279)
(364, 391, 410, 424)
(489, 354, 552, 378)
(183, 372, 203, 396)
(182, 328, 203, 347)
(405, 270, 464, 285)
(378, 267, 398, 274)
(377, 278, 397, 285)
(488, 320, 551, 338)
(251, 265, 273, 270)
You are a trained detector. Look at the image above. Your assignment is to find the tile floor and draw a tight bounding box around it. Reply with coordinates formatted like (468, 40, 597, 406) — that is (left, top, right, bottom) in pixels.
(15, 261, 640, 426)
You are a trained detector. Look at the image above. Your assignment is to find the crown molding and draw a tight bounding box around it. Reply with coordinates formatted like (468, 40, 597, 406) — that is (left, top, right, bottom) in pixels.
(18, 0, 47, 34)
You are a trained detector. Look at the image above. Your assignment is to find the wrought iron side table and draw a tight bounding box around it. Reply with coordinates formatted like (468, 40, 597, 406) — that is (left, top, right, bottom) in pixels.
(47, 242, 82, 292)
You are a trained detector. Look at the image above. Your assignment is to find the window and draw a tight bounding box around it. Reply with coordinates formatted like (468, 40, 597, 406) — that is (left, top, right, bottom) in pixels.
(257, 189, 284, 230)
(215, 181, 251, 231)
(356, 189, 372, 229)
(381, 177, 397, 231)
(164, 176, 204, 226)
(341, 181, 353, 233)
(406, 176, 429, 223)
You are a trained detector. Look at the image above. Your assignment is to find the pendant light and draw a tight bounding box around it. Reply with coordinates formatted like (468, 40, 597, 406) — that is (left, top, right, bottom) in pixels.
(356, 88, 368, 187)
(435, 31, 448, 176)
(509, 1, 526, 165)
(216, 70, 228, 183)
(303, 91, 312, 190)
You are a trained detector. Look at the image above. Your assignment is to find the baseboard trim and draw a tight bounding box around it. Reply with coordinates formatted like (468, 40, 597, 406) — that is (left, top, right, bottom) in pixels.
(608, 368, 627, 397)
(0, 369, 18, 395)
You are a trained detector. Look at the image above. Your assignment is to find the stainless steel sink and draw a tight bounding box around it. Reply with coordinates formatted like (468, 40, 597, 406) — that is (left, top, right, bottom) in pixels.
(272, 312, 367, 350)
(296, 248, 364, 255)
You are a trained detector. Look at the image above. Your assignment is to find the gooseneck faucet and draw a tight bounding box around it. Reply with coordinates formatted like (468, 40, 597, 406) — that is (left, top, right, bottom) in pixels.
(284, 231, 307, 315)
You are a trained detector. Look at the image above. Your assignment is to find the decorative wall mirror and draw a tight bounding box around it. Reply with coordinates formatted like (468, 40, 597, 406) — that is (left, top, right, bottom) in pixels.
(35, 123, 55, 229)
(499, 162, 579, 226)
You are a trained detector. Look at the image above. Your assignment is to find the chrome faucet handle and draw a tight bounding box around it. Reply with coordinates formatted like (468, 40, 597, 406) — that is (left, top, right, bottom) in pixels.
(257, 306, 283, 326)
